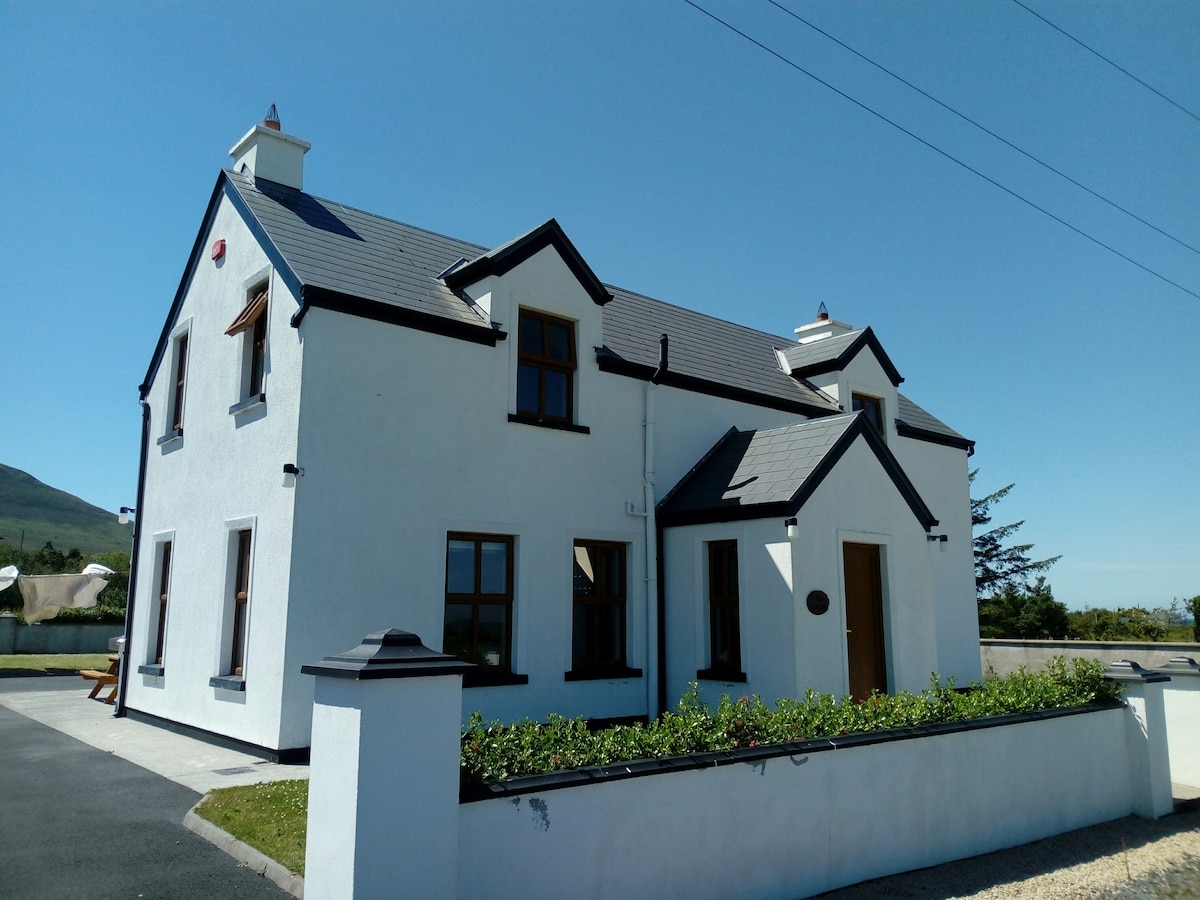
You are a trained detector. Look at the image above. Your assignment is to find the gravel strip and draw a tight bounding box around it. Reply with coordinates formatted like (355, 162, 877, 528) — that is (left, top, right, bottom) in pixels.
(816, 810, 1200, 899)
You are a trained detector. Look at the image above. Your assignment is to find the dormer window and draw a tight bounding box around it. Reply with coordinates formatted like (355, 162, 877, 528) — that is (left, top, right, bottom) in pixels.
(853, 393, 884, 438)
(516, 310, 575, 422)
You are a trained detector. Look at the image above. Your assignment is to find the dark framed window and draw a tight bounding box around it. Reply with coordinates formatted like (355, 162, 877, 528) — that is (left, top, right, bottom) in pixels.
(699, 540, 744, 681)
(570, 540, 627, 672)
(171, 335, 188, 432)
(517, 310, 575, 421)
(248, 308, 267, 397)
(444, 534, 515, 669)
(226, 286, 268, 400)
(852, 393, 884, 438)
(229, 530, 252, 677)
(154, 541, 172, 665)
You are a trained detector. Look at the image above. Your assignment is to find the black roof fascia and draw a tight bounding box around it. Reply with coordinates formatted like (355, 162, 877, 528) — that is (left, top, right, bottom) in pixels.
(141, 173, 305, 399)
(598, 353, 840, 420)
(894, 420, 976, 454)
(444, 218, 613, 306)
(658, 500, 795, 529)
(789, 327, 904, 387)
(301, 286, 505, 347)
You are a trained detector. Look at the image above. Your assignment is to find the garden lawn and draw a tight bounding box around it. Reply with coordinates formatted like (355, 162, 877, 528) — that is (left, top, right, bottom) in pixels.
(0, 653, 109, 674)
(195, 779, 309, 876)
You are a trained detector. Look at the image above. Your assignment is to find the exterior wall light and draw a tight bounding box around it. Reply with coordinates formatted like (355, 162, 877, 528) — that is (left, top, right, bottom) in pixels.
(927, 533, 949, 552)
(118, 507, 136, 525)
(283, 463, 304, 487)
(785, 517, 799, 541)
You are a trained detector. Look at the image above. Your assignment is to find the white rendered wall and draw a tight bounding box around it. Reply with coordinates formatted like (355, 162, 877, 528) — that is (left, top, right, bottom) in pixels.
(458, 708, 1136, 899)
(890, 433, 980, 682)
(284, 248, 650, 730)
(1162, 675, 1200, 788)
(125, 192, 301, 749)
(662, 520, 797, 706)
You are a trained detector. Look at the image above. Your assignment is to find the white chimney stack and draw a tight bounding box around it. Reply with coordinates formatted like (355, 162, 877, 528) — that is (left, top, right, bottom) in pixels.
(229, 104, 311, 191)
(794, 302, 853, 344)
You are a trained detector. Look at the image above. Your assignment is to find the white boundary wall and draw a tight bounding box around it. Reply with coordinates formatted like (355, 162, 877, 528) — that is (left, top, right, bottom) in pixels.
(981, 639, 1200, 678)
(304, 634, 1181, 900)
(458, 708, 1134, 899)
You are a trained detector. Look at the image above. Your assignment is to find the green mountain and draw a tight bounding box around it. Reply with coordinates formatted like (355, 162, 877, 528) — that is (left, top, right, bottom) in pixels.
(0, 463, 133, 556)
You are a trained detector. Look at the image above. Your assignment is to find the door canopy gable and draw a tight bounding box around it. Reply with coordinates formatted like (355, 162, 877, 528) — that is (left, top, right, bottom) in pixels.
(443, 218, 613, 306)
(657, 413, 937, 531)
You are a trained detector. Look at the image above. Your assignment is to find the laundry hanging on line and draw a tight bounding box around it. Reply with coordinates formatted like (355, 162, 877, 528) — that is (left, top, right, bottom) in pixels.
(1, 564, 115, 624)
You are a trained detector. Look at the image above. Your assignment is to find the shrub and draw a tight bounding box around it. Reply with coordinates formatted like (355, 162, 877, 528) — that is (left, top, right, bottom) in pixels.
(460, 657, 1121, 785)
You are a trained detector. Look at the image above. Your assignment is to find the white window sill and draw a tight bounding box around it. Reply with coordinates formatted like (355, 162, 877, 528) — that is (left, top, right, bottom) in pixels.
(228, 393, 266, 416)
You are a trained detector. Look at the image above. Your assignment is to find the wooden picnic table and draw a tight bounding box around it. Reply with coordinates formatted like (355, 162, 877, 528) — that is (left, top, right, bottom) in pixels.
(80, 653, 119, 704)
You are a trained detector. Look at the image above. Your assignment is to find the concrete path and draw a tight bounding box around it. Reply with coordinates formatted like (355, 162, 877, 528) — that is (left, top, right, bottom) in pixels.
(0, 690, 294, 899)
(0, 676, 307, 792)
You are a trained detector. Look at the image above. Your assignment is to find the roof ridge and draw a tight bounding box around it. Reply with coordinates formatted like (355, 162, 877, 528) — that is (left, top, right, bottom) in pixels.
(752, 412, 857, 437)
(604, 283, 801, 349)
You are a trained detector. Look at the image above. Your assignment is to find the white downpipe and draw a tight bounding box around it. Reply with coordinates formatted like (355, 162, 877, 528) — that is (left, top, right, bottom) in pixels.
(644, 382, 660, 720)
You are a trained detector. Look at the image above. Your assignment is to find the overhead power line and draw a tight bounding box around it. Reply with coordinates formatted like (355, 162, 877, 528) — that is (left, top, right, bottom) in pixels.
(765, 0, 1200, 259)
(679, 0, 1200, 302)
(1010, 0, 1200, 125)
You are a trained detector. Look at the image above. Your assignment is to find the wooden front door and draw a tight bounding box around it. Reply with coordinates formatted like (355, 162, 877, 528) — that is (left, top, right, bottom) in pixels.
(843, 542, 886, 700)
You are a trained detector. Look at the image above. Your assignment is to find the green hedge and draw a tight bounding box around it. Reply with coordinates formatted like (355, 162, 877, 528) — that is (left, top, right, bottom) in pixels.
(461, 657, 1122, 784)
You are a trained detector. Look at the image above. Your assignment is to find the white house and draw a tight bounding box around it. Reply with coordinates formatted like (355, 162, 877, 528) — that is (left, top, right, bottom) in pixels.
(119, 113, 979, 757)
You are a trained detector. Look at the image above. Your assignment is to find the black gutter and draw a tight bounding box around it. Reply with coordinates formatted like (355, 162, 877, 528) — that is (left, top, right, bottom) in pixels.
(115, 398, 151, 717)
(597, 354, 839, 419)
(301, 286, 505, 346)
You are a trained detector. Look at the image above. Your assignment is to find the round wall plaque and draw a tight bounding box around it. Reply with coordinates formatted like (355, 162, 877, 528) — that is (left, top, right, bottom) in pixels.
(806, 590, 830, 616)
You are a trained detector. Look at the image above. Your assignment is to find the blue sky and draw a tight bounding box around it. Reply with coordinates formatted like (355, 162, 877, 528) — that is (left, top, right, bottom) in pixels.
(2, 1, 1197, 610)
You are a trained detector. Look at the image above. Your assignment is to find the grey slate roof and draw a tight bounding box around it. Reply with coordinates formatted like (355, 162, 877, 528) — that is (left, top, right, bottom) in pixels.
(658, 414, 860, 519)
(599, 286, 839, 413)
(225, 172, 840, 415)
(230, 171, 493, 332)
(896, 395, 974, 452)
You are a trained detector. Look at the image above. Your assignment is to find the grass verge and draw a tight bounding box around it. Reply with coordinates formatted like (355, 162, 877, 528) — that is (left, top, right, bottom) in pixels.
(0, 653, 109, 674)
(195, 779, 308, 876)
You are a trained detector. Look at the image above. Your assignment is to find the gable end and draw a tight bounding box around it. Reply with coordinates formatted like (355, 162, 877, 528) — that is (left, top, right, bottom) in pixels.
(141, 173, 303, 400)
(788, 327, 904, 387)
(444, 219, 613, 306)
(789, 416, 938, 531)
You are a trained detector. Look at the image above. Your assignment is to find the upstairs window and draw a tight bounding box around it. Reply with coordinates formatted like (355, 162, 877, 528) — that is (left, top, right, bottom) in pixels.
(170, 334, 188, 433)
(226, 285, 268, 402)
(852, 393, 884, 438)
(517, 310, 575, 422)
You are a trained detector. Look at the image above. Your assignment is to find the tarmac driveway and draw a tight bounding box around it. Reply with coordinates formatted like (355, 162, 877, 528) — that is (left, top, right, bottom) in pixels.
(0, 698, 291, 899)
